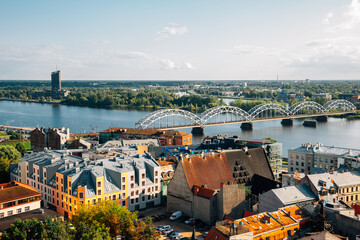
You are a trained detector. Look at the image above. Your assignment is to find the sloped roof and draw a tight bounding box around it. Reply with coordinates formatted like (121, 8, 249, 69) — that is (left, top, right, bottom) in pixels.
(271, 184, 316, 205)
(181, 152, 235, 190)
(205, 228, 228, 240)
(193, 185, 216, 199)
(0, 181, 40, 203)
(225, 148, 275, 185)
(251, 174, 281, 196)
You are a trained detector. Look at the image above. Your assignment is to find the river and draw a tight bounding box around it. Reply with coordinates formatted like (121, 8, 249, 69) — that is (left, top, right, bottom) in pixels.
(0, 100, 359, 156)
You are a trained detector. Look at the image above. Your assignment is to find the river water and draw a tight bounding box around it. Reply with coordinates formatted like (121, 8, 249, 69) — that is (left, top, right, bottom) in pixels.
(0, 100, 359, 156)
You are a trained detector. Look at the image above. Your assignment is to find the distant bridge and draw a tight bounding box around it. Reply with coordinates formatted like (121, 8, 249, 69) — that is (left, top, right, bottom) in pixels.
(135, 100, 357, 130)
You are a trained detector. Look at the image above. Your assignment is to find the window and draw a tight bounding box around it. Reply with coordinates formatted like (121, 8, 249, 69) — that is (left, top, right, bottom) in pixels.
(17, 208, 22, 214)
(131, 199, 134, 204)
(142, 196, 145, 201)
(287, 230, 292, 236)
(122, 177, 125, 183)
(155, 186, 158, 191)
(25, 206, 30, 212)
(131, 175, 134, 181)
(155, 171, 158, 176)
(98, 190, 101, 195)
(57, 200, 59, 206)
(0, 213, 4, 218)
(113, 195, 116, 200)
(7, 211, 13, 216)
(122, 200, 126, 207)
(136, 198, 139, 203)
(136, 190, 139, 195)
(155, 193, 158, 198)
(148, 195, 151, 200)
(69, 181, 72, 187)
(148, 188, 151, 193)
(142, 181, 145, 187)
(122, 193, 125, 199)
(131, 191, 134, 197)
(79, 192, 84, 199)
(142, 173, 145, 178)
(61, 178, 63, 184)
(122, 185, 125, 191)
(97, 181, 101, 188)
(131, 183, 134, 188)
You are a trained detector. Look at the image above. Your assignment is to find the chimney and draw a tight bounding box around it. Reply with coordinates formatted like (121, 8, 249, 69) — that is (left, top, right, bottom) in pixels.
(202, 184, 207, 188)
(66, 128, 70, 139)
(220, 181, 225, 189)
(194, 186, 199, 195)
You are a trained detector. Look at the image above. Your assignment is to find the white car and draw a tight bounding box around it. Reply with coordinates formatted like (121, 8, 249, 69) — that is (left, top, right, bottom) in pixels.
(185, 218, 195, 224)
(158, 225, 171, 231)
(170, 211, 182, 221)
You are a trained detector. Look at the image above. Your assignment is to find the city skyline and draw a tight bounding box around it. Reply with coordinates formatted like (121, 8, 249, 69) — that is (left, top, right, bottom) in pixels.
(1, 0, 360, 80)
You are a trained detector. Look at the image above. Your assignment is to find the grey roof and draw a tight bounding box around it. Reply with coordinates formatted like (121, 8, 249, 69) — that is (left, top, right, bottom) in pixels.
(271, 184, 316, 205)
(307, 171, 360, 190)
(290, 143, 360, 157)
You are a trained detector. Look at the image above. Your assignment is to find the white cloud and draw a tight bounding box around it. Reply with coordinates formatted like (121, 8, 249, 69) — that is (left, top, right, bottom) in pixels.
(326, 0, 360, 32)
(322, 12, 334, 24)
(283, 36, 360, 72)
(159, 59, 194, 70)
(157, 23, 188, 39)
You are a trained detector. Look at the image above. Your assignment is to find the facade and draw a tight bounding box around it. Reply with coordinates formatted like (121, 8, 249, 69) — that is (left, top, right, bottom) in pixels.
(206, 205, 311, 240)
(99, 128, 192, 146)
(51, 70, 61, 92)
(201, 136, 282, 178)
(9, 148, 161, 220)
(0, 181, 41, 219)
(167, 148, 274, 225)
(259, 184, 316, 212)
(30, 127, 70, 152)
(100, 139, 160, 148)
(66, 138, 91, 150)
(300, 171, 360, 205)
(288, 143, 360, 174)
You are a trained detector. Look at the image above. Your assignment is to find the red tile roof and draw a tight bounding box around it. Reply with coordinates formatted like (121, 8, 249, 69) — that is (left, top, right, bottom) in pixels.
(181, 152, 235, 190)
(205, 228, 228, 240)
(193, 185, 216, 199)
(0, 181, 41, 203)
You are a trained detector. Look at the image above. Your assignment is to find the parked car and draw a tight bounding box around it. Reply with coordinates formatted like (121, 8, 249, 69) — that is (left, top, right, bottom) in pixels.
(170, 211, 182, 221)
(185, 218, 195, 225)
(158, 225, 171, 232)
(203, 232, 209, 237)
(156, 225, 166, 230)
(162, 228, 174, 235)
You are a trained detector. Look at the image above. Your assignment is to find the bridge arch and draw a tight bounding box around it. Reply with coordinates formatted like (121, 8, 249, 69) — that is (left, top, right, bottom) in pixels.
(289, 101, 325, 116)
(248, 103, 289, 120)
(135, 109, 201, 129)
(201, 106, 250, 124)
(324, 99, 356, 112)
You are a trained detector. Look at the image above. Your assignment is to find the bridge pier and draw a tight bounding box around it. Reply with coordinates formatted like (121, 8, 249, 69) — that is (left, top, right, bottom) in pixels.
(191, 126, 204, 136)
(240, 122, 253, 130)
(281, 118, 293, 126)
(315, 115, 328, 122)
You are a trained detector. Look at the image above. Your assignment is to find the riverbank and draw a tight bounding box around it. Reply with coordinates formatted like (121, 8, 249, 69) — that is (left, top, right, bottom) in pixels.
(330, 112, 360, 120)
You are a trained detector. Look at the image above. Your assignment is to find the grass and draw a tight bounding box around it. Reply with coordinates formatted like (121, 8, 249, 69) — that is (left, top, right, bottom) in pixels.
(0, 140, 31, 152)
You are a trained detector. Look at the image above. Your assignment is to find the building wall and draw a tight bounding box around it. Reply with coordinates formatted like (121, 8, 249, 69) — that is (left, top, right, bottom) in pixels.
(193, 195, 213, 225)
(0, 200, 41, 218)
(30, 129, 46, 151)
(326, 209, 360, 240)
(217, 184, 246, 220)
(167, 163, 193, 216)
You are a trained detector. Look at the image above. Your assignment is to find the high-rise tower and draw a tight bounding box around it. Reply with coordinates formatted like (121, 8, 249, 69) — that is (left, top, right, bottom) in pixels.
(51, 70, 61, 92)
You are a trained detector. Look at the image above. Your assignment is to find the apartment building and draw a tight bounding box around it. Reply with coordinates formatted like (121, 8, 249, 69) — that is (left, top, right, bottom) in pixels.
(288, 143, 360, 173)
(10, 148, 161, 219)
(300, 171, 360, 206)
(205, 205, 311, 240)
(30, 127, 70, 152)
(0, 181, 41, 218)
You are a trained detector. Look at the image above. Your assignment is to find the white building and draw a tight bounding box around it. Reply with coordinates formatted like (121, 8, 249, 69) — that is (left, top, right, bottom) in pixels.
(0, 181, 41, 218)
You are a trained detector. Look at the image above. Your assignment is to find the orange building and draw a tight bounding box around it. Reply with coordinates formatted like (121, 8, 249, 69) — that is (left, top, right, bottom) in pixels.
(206, 205, 311, 240)
(99, 128, 192, 146)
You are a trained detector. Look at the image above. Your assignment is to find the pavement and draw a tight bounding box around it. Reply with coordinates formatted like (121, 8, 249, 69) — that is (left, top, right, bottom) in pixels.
(138, 206, 207, 239)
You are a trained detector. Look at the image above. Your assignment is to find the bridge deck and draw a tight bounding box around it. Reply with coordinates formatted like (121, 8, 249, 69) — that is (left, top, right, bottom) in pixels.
(154, 111, 356, 130)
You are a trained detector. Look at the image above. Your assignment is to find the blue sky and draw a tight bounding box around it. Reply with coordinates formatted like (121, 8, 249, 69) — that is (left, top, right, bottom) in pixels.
(1, 0, 360, 80)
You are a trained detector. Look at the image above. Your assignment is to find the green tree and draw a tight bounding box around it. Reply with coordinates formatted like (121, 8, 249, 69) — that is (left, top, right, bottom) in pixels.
(15, 142, 26, 153)
(1, 218, 74, 240)
(0, 145, 21, 182)
(73, 201, 158, 239)
(74, 222, 111, 240)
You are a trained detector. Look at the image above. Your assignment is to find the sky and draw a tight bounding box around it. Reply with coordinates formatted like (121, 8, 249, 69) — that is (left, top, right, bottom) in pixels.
(1, 0, 360, 80)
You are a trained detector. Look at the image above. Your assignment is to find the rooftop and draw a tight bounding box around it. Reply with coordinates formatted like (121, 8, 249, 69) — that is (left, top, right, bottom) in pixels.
(0, 181, 41, 204)
(290, 143, 360, 157)
(270, 184, 316, 205)
(100, 128, 191, 137)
